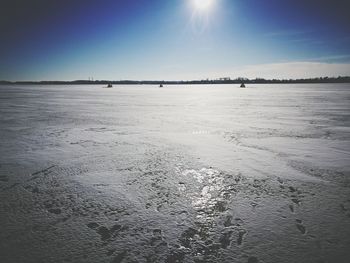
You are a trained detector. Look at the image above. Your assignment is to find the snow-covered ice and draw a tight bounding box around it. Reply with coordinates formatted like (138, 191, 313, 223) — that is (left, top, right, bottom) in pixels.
(0, 84, 349, 262)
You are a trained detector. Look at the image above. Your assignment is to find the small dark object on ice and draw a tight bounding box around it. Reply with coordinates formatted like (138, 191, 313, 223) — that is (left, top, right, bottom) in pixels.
(159, 84, 163, 88)
(103, 84, 113, 88)
(240, 83, 246, 88)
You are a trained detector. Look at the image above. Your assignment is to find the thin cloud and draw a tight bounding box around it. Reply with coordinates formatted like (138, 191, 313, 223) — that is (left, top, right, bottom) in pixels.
(264, 29, 308, 37)
(289, 38, 324, 45)
(305, 54, 350, 62)
(228, 62, 350, 79)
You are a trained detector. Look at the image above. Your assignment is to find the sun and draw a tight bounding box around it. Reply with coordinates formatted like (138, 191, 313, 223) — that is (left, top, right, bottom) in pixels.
(192, 0, 214, 11)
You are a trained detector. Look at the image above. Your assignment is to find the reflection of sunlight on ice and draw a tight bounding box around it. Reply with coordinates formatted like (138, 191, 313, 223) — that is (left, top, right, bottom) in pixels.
(182, 169, 203, 183)
(181, 168, 226, 218)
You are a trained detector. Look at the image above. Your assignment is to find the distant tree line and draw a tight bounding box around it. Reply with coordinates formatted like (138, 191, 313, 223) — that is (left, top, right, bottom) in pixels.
(1, 76, 350, 85)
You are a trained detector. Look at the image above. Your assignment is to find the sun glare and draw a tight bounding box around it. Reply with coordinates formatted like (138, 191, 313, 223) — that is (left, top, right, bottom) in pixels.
(192, 0, 214, 11)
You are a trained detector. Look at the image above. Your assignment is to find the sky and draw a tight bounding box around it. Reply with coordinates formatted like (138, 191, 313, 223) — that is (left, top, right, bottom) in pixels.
(1, 0, 350, 81)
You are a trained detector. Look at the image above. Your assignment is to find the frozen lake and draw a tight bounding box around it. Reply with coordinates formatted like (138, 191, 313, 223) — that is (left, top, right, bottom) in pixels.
(1, 84, 350, 262)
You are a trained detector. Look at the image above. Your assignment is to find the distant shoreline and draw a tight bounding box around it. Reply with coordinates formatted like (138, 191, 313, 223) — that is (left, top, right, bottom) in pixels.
(1, 76, 350, 85)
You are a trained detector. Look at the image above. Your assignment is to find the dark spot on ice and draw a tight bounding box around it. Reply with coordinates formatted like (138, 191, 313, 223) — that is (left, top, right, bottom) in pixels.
(219, 231, 232, 248)
(61, 216, 70, 222)
(87, 222, 99, 229)
(111, 224, 122, 234)
(150, 229, 163, 246)
(237, 230, 246, 246)
(291, 198, 300, 205)
(98, 226, 111, 241)
(288, 186, 296, 192)
(248, 256, 259, 263)
(250, 202, 258, 208)
(235, 218, 243, 225)
(32, 186, 39, 193)
(289, 204, 294, 212)
(180, 227, 197, 248)
(214, 200, 227, 212)
(224, 215, 233, 227)
(296, 222, 306, 235)
(296, 219, 302, 224)
(252, 179, 261, 188)
(106, 248, 116, 256)
(31, 165, 56, 176)
(153, 229, 162, 237)
(234, 175, 241, 183)
(111, 250, 127, 263)
(48, 208, 62, 214)
(44, 202, 53, 209)
(340, 204, 347, 212)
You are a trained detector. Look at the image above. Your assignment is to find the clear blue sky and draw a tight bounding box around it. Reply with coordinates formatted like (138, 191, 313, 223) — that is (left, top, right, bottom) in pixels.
(1, 0, 350, 81)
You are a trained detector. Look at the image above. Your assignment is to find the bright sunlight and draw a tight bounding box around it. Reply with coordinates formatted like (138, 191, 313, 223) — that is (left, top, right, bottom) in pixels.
(192, 0, 215, 11)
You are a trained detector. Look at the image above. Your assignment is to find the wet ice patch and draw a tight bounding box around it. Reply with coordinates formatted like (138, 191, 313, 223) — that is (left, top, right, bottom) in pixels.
(182, 168, 220, 184)
(181, 168, 231, 221)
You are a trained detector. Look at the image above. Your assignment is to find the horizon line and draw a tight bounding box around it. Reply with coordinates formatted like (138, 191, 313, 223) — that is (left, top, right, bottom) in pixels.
(1, 75, 350, 84)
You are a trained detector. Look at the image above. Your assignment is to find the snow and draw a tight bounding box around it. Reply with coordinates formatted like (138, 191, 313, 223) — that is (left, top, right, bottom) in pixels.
(0, 83, 349, 262)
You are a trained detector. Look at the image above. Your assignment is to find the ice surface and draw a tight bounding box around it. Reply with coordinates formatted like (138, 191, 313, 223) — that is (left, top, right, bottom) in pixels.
(0, 84, 350, 262)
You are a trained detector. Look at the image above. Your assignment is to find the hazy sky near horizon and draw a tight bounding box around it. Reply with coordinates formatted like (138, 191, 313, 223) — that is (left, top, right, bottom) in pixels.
(1, 0, 350, 81)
